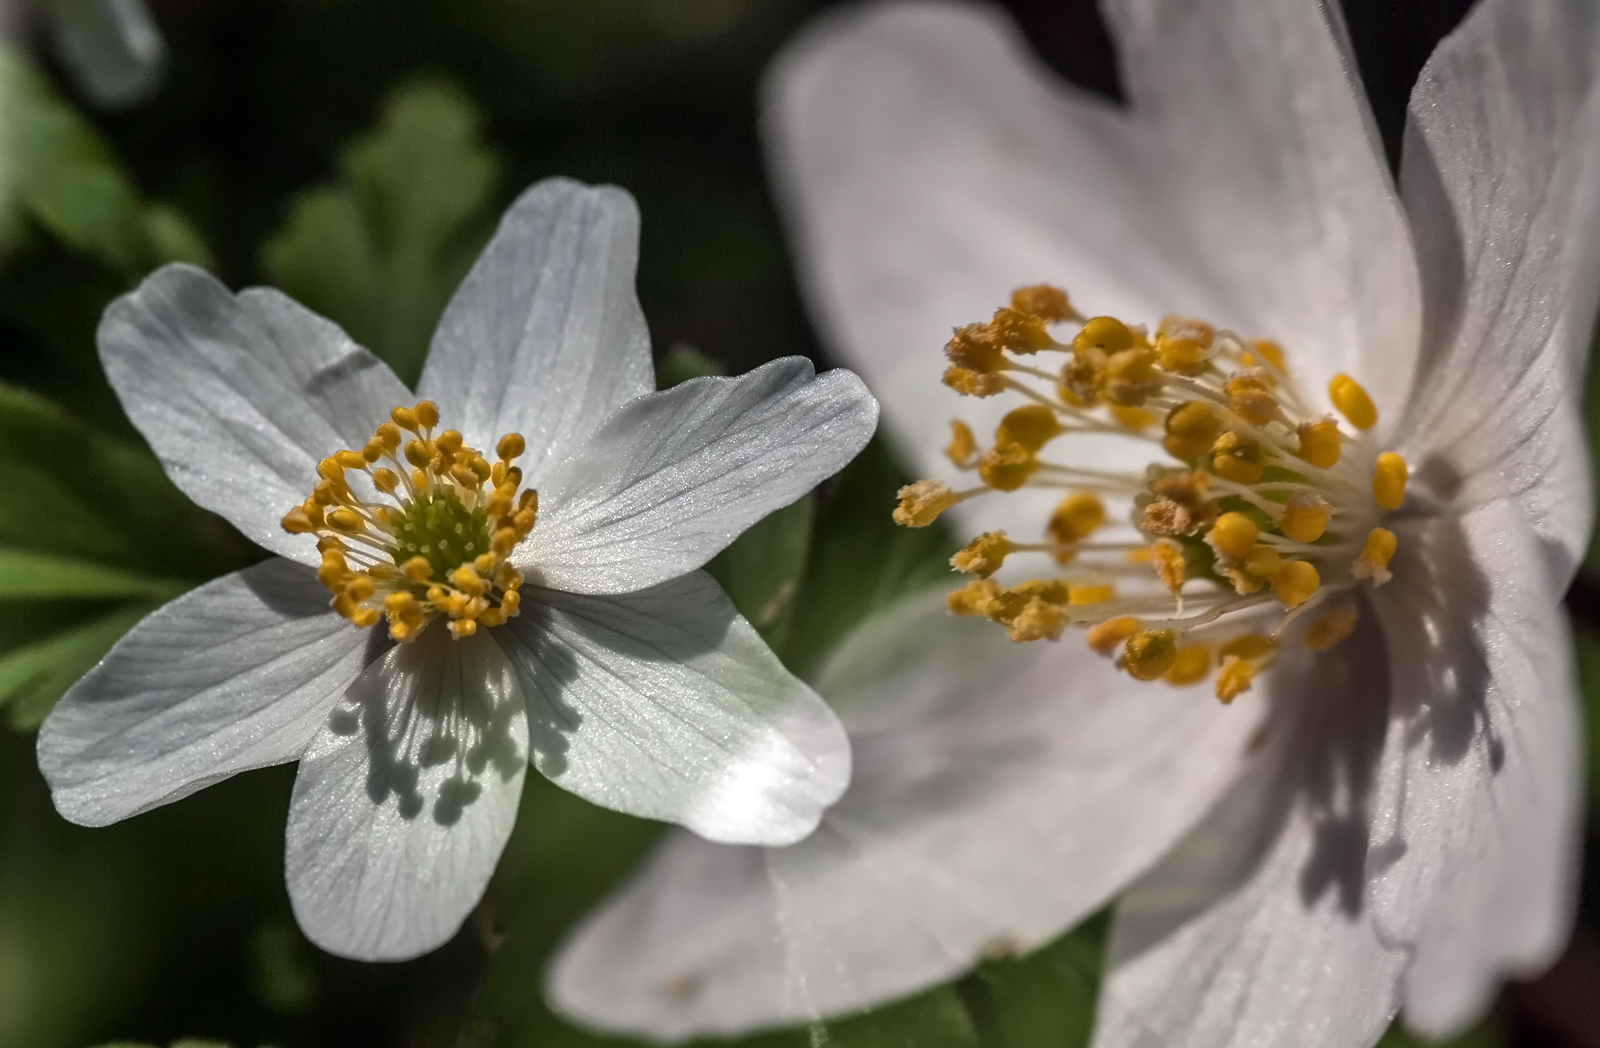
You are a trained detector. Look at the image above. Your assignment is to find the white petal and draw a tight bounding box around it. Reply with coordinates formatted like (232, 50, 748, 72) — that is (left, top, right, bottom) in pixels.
(522, 358, 877, 595)
(1365, 499, 1582, 1036)
(548, 615, 1266, 1039)
(285, 624, 528, 962)
(37, 559, 370, 826)
(1390, 0, 1600, 582)
(417, 177, 655, 482)
(1101, 0, 1421, 425)
(98, 264, 411, 565)
(764, 0, 1224, 536)
(496, 572, 849, 846)
(1094, 623, 1407, 1048)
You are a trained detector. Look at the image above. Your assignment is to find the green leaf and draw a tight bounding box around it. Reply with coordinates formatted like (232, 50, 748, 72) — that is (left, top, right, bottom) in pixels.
(975, 918, 1105, 1048)
(816, 987, 981, 1048)
(0, 548, 185, 600)
(262, 78, 501, 385)
(655, 342, 725, 388)
(0, 47, 209, 275)
(705, 496, 813, 653)
(0, 601, 152, 727)
(784, 437, 962, 674)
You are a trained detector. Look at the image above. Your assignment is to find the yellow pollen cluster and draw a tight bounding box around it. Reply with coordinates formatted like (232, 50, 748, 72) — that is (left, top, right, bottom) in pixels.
(281, 400, 538, 641)
(899, 285, 1410, 703)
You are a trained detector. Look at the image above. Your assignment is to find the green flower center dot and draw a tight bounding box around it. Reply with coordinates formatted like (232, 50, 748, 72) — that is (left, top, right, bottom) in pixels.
(390, 489, 491, 582)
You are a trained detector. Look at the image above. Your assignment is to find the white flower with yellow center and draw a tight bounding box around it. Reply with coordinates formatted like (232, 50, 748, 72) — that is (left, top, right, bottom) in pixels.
(35, 177, 877, 962)
(543, 2, 1600, 1045)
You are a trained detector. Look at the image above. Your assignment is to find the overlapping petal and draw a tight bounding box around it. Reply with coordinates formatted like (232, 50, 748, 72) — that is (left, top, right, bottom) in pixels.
(285, 625, 528, 961)
(98, 264, 410, 564)
(1366, 499, 1582, 1036)
(38, 559, 373, 825)
(1094, 617, 1405, 1048)
(522, 358, 876, 595)
(417, 177, 655, 482)
(548, 592, 1266, 1039)
(1390, 0, 1600, 583)
(497, 572, 849, 846)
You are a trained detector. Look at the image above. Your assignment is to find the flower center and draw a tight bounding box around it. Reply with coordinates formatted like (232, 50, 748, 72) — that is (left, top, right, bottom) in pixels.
(894, 285, 1407, 703)
(281, 399, 538, 641)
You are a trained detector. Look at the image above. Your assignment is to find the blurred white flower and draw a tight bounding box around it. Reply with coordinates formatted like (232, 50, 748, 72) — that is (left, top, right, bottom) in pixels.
(37, 177, 877, 962)
(545, 1, 1600, 1045)
(2, 0, 166, 109)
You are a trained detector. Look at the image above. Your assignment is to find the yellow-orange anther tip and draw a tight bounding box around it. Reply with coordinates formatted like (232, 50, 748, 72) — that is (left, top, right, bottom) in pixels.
(1215, 657, 1256, 703)
(1163, 644, 1211, 687)
(1207, 512, 1258, 561)
(401, 556, 432, 583)
(1304, 608, 1359, 652)
(391, 405, 419, 430)
(1272, 560, 1321, 608)
(497, 433, 526, 460)
(415, 401, 440, 430)
(1296, 419, 1342, 469)
(1280, 492, 1331, 544)
(1373, 452, 1408, 511)
(951, 532, 1013, 579)
(1086, 616, 1140, 656)
(1329, 374, 1377, 431)
(1048, 492, 1105, 545)
(1067, 582, 1115, 606)
(448, 618, 478, 638)
(1123, 629, 1178, 681)
(895, 480, 959, 528)
(281, 507, 314, 534)
(1010, 284, 1074, 322)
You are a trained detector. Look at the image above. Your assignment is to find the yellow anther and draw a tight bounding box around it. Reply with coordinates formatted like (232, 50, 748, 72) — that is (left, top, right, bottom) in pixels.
(372, 468, 399, 494)
(946, 323, 1006, 374)
(947, 420, 978, 468)
(1242, 546, 1283, 580)
(1279, 492, 1331, 544)
(1372, 452, 1407, 511)
(1241, 339, 1287, 375)
(375, 421, 402, 450)
(345, 575, 376, 602)
(1163, 401, 1223, 461)
(1152, 541, 1185, 592)
(988, 307, 1054, 354)
(450, 564, 486, 597)
(1354, 527, 1397, 585)
(1214, 657, 1256, 703)
(944, 365, 1007, 397)
(1003, 598, 1067, 642)
(1072, 316, 1138, 359)
(1304, 608, 1358, 652)
(281, 507, 315, 534)
(1109, 404, 1157, 430)
(1225, 370, 1278, 426)
(995, 405, 1062, 452)
(947, 579, 1001, 617)
(473, 553, 498, 576)
(1154, 316, 1214, 376)
(1086, 616, 1141, 655)
(449, 463, 480, 488)
(1218, 633, 1276, 661)
(979, 443, 1038, 491)
(334, 449, 366, 470)
(326, 507, 364, 533)
(348, 606, 380, 628)
(317, 457, 347, 484)
(497, 433, 526, 461)
(952, 532, 1014, 578)
(435, 430, 464, 455)
(1163, 645, 1211, 686)
(448, 618, 478, 638)
(894, 480, 959, 527)
(1272, 560, 1320, 608)
(494, 562, 521, 591)
(391, 405, 420, 431)
(1206, 512, 1258, 561)
(1295, 419, 1342, 469)
(415, 401, 440, 430)
(512, 507, 537, 535)
(404, 440, 432, 469)
(317, 552, 348, 588)
(384, 591, 418, 614)
(1067, 582, 1115, 605)
(1329, 374, 1377, 431)
(1122, 629, 1178, 681)
(499, 589, 521, 615)
(401, 556, 432, 583)
(491, 526, 520, 556)
(411, 468, 428, 490)
(1211, 431, 1266, 484)
(1010, 284, 1075, 322)
(1047, 493, 1105, 546)
(1102, 346, 1162, 406)
(1057, 360, 1099, 407)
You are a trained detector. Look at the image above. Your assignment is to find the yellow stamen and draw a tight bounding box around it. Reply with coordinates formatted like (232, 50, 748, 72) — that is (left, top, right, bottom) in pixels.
(1206, 512, 1258, 561)
(952, 532, 1014, 578)
(1047, 493, 1105, 546)
(1279, 492, 1331, 544)
(1215, 657, 1256, 703)
(1372, 452, 1407, 511)
(1122, 629, 1177, 681)
(1329, 374, 1377, 431)
(1272, 560, 1320, 608)
(1086, 616, 1140, 655)
(1163, 401, 1223, 461)
(1353, 527, 1397, 585)
(947, 420, 978, 468)
(1163, 644, 1211, 686)
(1303, 608, 1358, 651)
(1295, 419, 1342, 468)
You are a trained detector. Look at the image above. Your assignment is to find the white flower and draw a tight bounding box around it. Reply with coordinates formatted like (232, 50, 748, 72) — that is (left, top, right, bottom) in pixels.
(543, 3, 1600, 1046)
(36, 177, 878, 963)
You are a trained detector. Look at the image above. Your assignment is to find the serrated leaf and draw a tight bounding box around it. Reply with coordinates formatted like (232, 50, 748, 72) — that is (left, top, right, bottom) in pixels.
(785, 437, 961, 674)
(976, 919, 1105, 1048)
(262, 79, 501, 385)
(0, 47, 207, 274)
(0, 602, 152, 728)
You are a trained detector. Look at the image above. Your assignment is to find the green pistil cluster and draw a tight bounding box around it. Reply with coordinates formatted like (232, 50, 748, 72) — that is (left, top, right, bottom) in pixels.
(390, 490, 491, 582)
